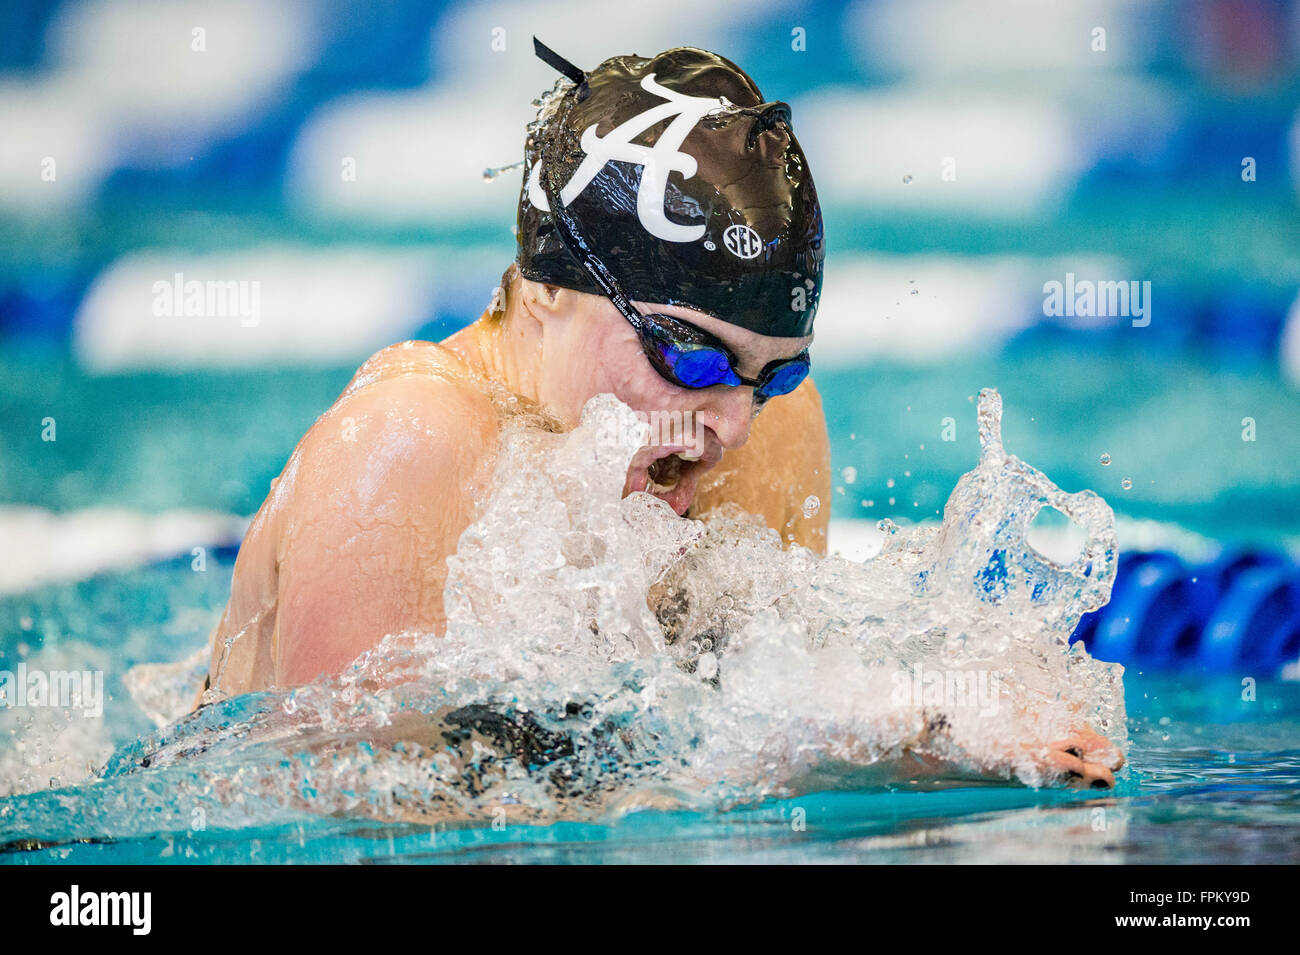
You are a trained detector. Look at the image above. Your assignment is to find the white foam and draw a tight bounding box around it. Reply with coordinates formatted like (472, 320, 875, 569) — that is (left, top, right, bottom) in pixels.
(832, 516, 1098, 568)
(828, 518, 885, 562)
(188, 390, 1123, 805)
(832, 515, 1233, 567)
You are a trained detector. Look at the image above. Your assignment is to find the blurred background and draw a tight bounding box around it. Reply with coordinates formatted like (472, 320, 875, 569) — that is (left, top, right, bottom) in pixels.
(1, 0, 1298, 647)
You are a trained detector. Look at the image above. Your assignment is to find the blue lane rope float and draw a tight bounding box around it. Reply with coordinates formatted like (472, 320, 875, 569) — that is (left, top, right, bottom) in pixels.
(1072, 548, 1300, 674)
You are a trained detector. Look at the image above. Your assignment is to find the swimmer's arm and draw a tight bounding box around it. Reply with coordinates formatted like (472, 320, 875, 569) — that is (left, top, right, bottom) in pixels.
(270, 374, 499, 688)
(782, 717, 1125, 792)
(688, 375, 831, 555)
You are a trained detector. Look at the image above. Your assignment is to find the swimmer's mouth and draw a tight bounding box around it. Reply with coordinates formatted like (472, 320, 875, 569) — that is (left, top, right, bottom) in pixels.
(624, 445, 722, 517)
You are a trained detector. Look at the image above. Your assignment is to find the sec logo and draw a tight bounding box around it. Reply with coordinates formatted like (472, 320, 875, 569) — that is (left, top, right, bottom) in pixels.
(722, 224, 763, 259)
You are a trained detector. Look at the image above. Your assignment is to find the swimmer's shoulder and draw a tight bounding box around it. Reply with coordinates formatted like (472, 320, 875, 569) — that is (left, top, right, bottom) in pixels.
(277, 348, 501, 544)
(330, 339, 494, 426)
(341, 335, 567, 435)
(324, 344, 500, 455)
(260, 341, 501, 525)
(208, 339, 501, 696)
(340, 339, 482, 398)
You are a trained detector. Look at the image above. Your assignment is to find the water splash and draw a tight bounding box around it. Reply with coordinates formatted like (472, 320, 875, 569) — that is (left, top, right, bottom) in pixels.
(4, 389, 1126, 844)
(481, 159, 525, 183)
(479, 76, 573, 188)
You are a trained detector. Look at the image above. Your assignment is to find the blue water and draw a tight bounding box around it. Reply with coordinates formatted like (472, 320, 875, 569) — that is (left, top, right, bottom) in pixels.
(2, 346, 1298, 863)
(2, 673, 1296, 864)
(2, 0, 1297, 865)
(1, 552, 1297, 864)
(3, 344, 1300, 537)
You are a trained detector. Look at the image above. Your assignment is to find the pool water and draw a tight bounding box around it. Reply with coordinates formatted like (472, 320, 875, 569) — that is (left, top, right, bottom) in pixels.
(2, 383, 1298, 864)
(2, 0, 1298, 868)
(4, 344, 1300, 540)
(2, 549, 1297, 869)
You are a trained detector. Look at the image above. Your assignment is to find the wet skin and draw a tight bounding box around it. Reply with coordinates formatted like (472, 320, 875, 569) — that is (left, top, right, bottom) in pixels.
(195, 270, 1121, 789)
(197, 270, 830, 704)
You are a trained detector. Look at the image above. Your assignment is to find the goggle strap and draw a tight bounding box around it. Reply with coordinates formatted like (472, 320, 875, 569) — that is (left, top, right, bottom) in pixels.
(534, 131, 648, 334)
(532, 37, 587, 87)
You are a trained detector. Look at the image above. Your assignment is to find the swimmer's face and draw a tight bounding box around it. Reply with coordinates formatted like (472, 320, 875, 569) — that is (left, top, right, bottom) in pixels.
(526, 284, 813, 517)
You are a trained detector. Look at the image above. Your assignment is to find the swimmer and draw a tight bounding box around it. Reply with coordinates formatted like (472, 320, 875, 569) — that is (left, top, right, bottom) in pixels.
(193, 40, 1122, 790)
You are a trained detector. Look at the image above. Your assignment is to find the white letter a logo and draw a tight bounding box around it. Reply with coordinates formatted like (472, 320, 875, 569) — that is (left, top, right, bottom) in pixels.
(529, 73, 725, 242)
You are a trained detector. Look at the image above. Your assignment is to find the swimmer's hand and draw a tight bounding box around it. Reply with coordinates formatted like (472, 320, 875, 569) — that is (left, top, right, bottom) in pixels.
(1028, 726, 1125, 790)
(888, 725, 1125, 791)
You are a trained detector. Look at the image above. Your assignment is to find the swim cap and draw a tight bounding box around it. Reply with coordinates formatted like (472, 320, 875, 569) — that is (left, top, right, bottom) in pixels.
(515, 39, 824, 339)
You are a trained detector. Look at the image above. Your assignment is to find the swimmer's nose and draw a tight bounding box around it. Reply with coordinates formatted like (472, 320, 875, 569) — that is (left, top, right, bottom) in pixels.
(699, 385, 755, 449)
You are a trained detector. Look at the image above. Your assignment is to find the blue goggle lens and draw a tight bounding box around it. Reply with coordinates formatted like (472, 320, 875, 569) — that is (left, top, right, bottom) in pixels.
(756, 358, 809, 398)
(660, 341, 809, 398)
(663, 345, 739, 388)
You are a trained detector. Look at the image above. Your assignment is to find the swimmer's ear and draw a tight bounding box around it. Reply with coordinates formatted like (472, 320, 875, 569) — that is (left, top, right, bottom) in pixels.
(519, 277, 559, 309)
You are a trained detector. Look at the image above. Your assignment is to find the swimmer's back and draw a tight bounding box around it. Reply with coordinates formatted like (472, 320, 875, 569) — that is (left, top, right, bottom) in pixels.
(198, 340, 502, 704)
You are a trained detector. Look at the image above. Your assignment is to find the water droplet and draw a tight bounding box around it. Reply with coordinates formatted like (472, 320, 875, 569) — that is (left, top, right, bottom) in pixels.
(696, 652, 718, 681)
(481, 158, 524, 183)
(842, 466, 857, 484)
(801, 495, 821, 518)
(902, 174, 913, 184)
(1100, 452, 1111, 466)
(1121, 477, 1133, 490)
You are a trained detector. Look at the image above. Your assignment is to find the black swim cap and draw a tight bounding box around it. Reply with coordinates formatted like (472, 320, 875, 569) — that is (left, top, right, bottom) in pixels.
(515, 39, 824, 339)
